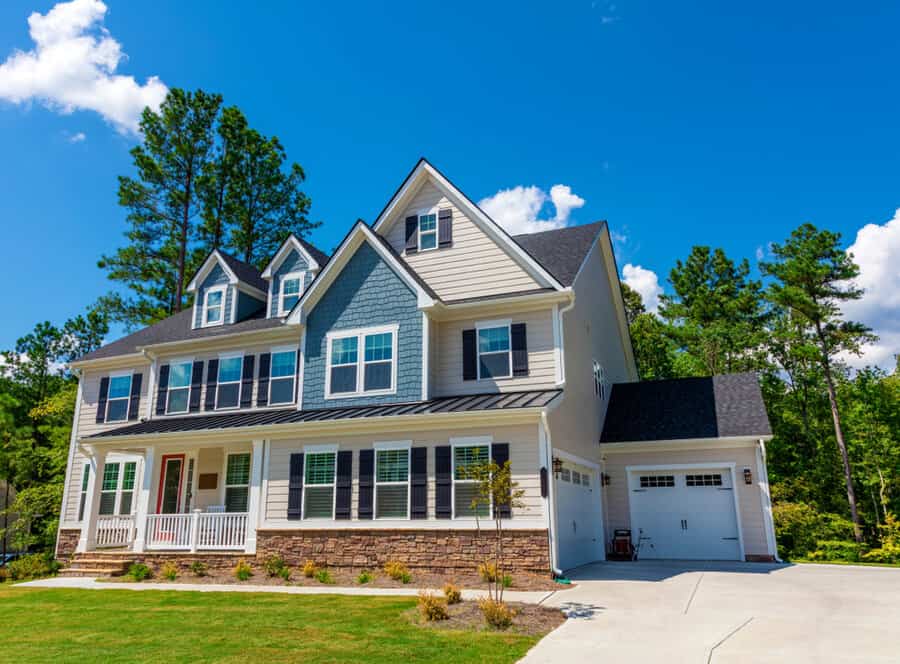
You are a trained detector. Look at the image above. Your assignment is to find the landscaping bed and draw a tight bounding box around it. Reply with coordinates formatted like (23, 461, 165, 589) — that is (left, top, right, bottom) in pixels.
(408, 600, 566, 636)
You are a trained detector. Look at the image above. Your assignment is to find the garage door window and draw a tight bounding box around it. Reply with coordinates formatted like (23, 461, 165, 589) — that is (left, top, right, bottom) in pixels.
(640, 475, 675, 488)
(686, 474, 723, 487)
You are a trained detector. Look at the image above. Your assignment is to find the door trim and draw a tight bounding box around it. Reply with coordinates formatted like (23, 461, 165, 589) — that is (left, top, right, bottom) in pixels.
(625, 462, 745, 560)
(156, 454, 186, 514)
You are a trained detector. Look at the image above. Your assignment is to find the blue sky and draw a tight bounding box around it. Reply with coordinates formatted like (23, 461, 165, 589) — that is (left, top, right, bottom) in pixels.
(1, 0, 899, 367)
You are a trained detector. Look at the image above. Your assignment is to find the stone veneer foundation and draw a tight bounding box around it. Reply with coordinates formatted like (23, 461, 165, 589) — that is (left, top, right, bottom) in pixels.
(56, 529, 80, 560)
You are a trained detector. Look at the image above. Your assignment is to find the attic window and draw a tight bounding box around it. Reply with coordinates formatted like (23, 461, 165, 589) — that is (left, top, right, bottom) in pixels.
(280, 272, 304, 315)
(418, 213, 437, 251)
(203, 287, 226, 326)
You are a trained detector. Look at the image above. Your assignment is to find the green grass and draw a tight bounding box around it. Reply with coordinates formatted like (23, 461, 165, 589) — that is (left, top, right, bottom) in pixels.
(792, 558, 900, 568)
(0, 587, 542, 663)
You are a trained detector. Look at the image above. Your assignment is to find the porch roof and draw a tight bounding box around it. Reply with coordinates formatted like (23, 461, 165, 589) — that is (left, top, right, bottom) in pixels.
(85, 389, 563, 439)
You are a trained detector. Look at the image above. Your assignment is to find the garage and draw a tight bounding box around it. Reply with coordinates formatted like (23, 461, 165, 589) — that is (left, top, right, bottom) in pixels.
(627, 466, 741, 560)
(555, 459, 605, 570)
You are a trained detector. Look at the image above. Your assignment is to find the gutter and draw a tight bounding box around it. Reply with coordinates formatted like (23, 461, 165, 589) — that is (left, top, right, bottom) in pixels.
(540, 399, 565, 577)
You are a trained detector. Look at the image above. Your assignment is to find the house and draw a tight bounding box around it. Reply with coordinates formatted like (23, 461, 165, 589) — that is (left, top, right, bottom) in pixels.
(55, 159, 777, 575)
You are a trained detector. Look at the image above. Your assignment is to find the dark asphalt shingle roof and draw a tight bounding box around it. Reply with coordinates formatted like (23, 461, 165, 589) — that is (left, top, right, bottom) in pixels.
(86, 389, 563, 438)
(217, 251, 269, 293)
(512, 221, 606, 287)
(600, 372, 772, 443)
(295, 236, 331, 268)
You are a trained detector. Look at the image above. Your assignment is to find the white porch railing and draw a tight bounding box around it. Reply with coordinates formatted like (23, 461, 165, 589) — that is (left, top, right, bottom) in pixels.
(197, 512, 248, 550)
(96, 515, 135, 548)
(145, 511, 248, 551)
(146, 514, 192, 550)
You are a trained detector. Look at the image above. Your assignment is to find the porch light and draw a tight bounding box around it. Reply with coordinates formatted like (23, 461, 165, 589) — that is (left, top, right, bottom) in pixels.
(743, 467, 752, 485)
(552, 456, 563, 478)
(601, 472, 611, 486)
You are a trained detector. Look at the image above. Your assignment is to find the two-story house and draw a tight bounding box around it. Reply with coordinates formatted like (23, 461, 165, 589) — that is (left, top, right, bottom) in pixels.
(56, 159, 777, 575)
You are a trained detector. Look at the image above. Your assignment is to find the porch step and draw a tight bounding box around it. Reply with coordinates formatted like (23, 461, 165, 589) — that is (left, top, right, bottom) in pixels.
(63, 554, 134, 578)
(59, 566, 130, 578)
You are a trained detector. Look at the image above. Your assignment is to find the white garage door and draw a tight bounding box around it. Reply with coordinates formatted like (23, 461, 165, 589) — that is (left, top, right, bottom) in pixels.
(556, 462, 605, 570)
(629, 468, 741, 560)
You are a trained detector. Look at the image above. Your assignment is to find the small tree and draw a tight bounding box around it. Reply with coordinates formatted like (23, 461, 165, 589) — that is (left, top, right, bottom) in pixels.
(465, 459, 526, 603)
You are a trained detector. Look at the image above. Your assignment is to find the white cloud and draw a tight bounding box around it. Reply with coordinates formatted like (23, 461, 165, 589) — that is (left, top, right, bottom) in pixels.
(478, 183, 585, 235)
(755, 245, 765, 261)
(840, 208, 900, 370)
(622, 263, 663, 315)
(67, 130, 86, 142)
(0, 0, 167, 134)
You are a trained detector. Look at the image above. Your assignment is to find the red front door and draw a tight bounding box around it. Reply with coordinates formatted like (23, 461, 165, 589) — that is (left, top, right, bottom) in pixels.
(156, 454, 185, 514)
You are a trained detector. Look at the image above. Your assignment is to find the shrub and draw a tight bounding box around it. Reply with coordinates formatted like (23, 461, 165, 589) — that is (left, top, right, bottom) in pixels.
(127, 563, 152, 582)
(233, 559, 253, 581)
(398, 571, 411, 584)
(501, 574, 513, 588)
(808, 540, 868, 563)
(384, 561, 410, 582)
(862, 544, 900, 565)
(773, 501, 855, 558)
(189, 560, 208, 577)
(160, 562, 179, 581)
(264, 554, 287, 578)
(8, 553, 58, 580)
(315, 568, 334, 584)
(418, 591, 449, 621)
(278, 566, 292, 581)
(443, 583, 461, 604)
(302, 560, 319, 578)
(0, 567, 8, 583)
(357, 570, 373, 584)
(478, 598, 515, 629)
(478, 561, 499, 582)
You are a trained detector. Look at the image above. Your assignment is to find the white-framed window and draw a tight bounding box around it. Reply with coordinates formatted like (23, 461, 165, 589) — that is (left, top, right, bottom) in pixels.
(593, 360, 608, 400)
(119, 461, 137, 514)
(203, 286, 226, 327)
(640, 475, 675, 488)
(686, 473, 723, 487)
(375, 443, 410, 519)
(97, 461, 138, 515)
(452, 442, 490, 518)
(418, 210, 438, 251)
(269, 347, 297, 405)
(216, 354, 243, 409)
(166, 359, 193, 414)
(303, 448, 337, 519)
(477, 320, 512, 380)
(325, 325, 398, 398)
(279, 272, 304, 315)
(224, 453, 251, 512)
(105, 372, 133, 422)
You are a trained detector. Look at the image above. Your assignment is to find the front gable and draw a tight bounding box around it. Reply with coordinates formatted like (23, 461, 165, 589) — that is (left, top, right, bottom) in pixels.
(268, 248, 310, 317)
(187, 250, 267, 329)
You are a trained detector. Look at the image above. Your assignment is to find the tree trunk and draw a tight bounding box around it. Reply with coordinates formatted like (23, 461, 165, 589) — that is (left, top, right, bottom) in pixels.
(175, 164, 193, 312)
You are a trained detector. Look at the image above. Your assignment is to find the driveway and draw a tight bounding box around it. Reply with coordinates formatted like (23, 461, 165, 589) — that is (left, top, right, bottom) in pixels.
(523, 560, 900, 663)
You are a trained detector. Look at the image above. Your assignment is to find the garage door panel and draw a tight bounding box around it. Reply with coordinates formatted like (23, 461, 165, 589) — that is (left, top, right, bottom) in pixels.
(556, 462, 604, 570)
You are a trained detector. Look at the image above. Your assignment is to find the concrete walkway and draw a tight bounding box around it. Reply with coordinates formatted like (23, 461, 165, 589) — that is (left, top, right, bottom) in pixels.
(521, 560, 900, 663)
(18, 575, 554, 603)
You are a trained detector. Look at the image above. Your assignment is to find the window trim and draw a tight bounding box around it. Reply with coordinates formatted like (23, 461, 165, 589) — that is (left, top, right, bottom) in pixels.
(450, 437, 492, 519)
(475, 319, 513, 381)
(165, 357, 194, 415)
(324, 324, 399, 399)
(278, 271, 305, 316)
(223, 452, 251, 513)
(202, 285, 227, 328)
(374, 441, 412, 520)
(97, 460, 139, 516)
(268, 345, 298, 406)
(215, 352, 244, 411)
(417, 208, 439, 252)
(302, 445, 338, 520)
(105, 370, 133, 423)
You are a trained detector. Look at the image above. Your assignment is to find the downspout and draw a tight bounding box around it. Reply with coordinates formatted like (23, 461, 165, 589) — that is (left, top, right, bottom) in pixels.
(541, 409, 563, 577)
(554, 292, 576, 386)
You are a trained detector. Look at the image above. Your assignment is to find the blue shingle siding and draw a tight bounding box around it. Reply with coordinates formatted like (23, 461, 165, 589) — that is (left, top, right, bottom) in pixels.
(194, 264, 233, 328)
(302, 241, 422, 409)
(270, 249, 310, 317)
(237, 291, 265, 322)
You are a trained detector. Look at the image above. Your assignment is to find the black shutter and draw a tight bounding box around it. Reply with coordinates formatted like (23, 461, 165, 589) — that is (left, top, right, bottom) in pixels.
(410, 447, 428, 519)
(435, 446, 452, 519)
(257, 353, 271, 407)
(127, 373, 143, 421)
(438, 208, 453, 247)
(511, 323, 529, 377)
(204, 359, 218, 411)
(96, 376, 110, 424)
(188, 361, 204, 412)
(358, 449, 374, 520)
(405, 215, 418, 254)
(462, 329, 477, 381)
(155, 365, 169, 416)
(240, 355, 255, 408)
(335, 451, 353, 520)
(287, 453, 304, 520)
(491, 443, 511, 518)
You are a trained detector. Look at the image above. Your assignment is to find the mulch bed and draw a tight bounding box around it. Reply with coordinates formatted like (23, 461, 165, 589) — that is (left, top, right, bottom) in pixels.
(407, 600, 566, 637)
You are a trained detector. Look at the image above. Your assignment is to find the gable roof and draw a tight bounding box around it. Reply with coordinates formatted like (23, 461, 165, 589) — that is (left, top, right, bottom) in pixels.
(186, 249, 268, 295)
(512, 221, 606, 287)
(260, 233, 329, 279)
(600, 373, 772, 444)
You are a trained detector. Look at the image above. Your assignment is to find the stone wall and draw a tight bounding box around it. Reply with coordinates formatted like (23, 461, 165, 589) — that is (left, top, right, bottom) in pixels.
(56, 528, 80, 560)
(256, 528, 551, 574)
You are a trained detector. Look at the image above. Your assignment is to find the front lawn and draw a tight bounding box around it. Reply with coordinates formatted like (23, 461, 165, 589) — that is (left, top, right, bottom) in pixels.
(0, 587, 547, 663)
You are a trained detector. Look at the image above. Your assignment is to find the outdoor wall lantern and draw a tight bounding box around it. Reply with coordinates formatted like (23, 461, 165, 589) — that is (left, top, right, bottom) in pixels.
(552, 456, 563, 478)
(743, 467, 752, 485)
(601, 472, 611, 486)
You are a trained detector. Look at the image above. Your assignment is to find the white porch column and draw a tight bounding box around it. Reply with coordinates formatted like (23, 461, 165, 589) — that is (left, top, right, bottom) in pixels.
(76, 448, 107, 553)
(244, 439, 265, 554)
(132, 445, 156, 553)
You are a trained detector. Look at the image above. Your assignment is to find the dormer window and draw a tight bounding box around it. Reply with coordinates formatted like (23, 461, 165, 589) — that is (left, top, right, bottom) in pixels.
(203, 287, 226, 327)
(279, 272, 304, 315)
(418, 213, 438, 251)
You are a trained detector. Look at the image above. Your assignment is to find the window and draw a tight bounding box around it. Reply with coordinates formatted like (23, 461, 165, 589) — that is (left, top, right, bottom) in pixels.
(105, 373, 132, 422)
(166, 360, 193, 414)
(303, 451, 336, 519)
(98, 461, 139, 515)
(572, 471, 581, 485)
(119, 462, 137, 515)
(280, 272, 304, 315)
(559, 467, 571, 482)
(203, 287, 226, 326)
(78, 464, 90, 521)
(184, 458, 195, 512)
(375, 447, 409, 519)
(639, 475, 675, 488)
(269, 349, 297, 405)
(686, 473, 723, 487)
(453, 445, 490, 518)
(216, 355, 243, 409)
(326, 326, 397, 398)
(592, 360, 607, 400)
(418, 212, 437, 251)
(225, 453, 251, 512)
(477, 323, 511, 379)
(98, 463, 120, 515)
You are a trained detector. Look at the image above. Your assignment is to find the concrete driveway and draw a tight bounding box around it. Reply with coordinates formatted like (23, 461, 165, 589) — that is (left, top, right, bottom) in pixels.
(523, 560, 900, 663)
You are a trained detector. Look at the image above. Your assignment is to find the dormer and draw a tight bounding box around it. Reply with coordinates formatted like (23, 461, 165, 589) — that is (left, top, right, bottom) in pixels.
(261, 234, 327, 318)
(187, 250, 268, 329)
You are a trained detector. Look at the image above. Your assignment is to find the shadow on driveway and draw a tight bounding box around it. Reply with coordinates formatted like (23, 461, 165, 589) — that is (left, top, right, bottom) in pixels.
(564, 559, 793, 582)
